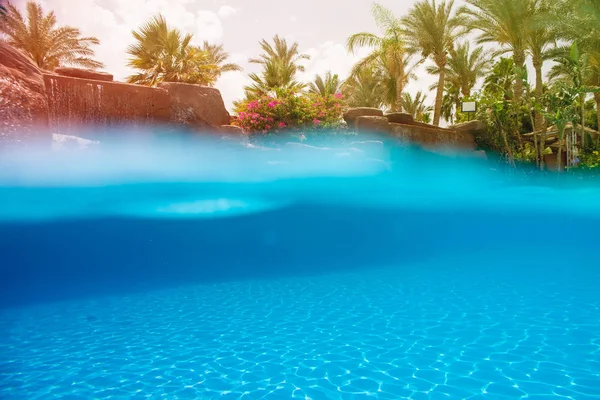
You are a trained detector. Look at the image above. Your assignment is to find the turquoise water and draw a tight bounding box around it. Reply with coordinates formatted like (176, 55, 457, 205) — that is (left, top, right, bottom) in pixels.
(1, 133, 600, 399)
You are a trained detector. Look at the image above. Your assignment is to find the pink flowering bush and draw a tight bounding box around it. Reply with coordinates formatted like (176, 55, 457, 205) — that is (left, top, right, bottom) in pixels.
(233, 88, 346, 135)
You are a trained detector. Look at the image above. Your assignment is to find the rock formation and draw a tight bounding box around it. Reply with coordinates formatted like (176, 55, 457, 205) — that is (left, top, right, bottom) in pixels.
(343, 107, 384, 127)
(44, 73, 172, 139)
(0, 41, 50, 149)
(157, 82, 231, 130)
(346, 107, 481, 155)
(54, 67, 114, 82)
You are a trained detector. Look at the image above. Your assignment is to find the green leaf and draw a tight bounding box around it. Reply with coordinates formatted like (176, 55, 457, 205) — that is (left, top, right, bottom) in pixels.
(569, 42, 580, 64)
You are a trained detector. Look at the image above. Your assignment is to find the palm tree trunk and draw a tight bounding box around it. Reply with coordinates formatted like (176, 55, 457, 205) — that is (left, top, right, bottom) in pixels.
(513, 52, 525, 145)
(539, 130, 546, 171)
(533, 59, 545, 132)
(595, 92, 600, 133)
(580, 93, 586, 148)
(557, 127, 564, 172)
(434, 67, 445, 126)
(396, 77, 404, 112)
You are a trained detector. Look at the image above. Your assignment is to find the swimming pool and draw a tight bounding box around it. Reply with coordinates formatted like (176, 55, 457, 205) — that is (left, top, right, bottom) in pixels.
(1, 134, 599, 399)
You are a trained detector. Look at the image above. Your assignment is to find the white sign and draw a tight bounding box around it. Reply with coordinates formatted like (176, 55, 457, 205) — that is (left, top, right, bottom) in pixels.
(461, 101, 477, 113)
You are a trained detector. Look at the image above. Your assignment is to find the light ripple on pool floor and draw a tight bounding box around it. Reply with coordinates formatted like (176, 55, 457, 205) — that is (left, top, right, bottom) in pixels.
(1, 263, 600, 399)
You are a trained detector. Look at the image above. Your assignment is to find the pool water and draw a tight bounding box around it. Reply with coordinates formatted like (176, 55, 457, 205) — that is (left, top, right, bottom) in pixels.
(1, 134, 600, 399)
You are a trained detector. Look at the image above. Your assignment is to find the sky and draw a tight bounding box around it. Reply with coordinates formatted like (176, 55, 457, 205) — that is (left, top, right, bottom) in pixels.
(8, 0, 464, 112)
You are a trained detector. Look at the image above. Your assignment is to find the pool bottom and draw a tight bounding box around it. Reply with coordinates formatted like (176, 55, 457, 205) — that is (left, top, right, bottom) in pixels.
(1, 260, 599, 400)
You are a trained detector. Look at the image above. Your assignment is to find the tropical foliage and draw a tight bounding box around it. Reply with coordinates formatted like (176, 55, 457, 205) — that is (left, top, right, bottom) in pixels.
(402, 0, 463, 125)
(243, 35, 310, 98)
(347, 4, 411, 112)
(6, 0, 600, 171)
(308, 72, 343, 96)
(126, 15, 240, 86)
(0, 1, 103, 69)
(402, 91, 433, 123)
(232, 89, 345, 134)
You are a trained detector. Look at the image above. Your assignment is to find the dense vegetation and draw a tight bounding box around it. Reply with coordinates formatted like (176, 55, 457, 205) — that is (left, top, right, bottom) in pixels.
(2, 0, 600, 170)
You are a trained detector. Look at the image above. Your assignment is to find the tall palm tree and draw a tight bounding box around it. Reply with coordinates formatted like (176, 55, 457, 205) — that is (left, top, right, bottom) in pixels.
(341, 66, 386, 109)
(429, 42, 490, 98)
(402, 0, 464, 126)
(461, 0, 538, 117)
(245, 35, 310, 95)
(197, 41, 242, 86)
(347, 3, 410, 112)
(402, 91, 433, 122)
(126, 15, 217, 86)
(528, 0, 557, 132)
(0, 1, 103, 70)
(308, 71, 343, 96)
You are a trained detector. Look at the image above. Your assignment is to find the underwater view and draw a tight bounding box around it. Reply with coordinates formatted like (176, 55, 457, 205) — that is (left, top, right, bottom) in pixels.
(3, 0, 600, 398)
(1, 133, 600, 399)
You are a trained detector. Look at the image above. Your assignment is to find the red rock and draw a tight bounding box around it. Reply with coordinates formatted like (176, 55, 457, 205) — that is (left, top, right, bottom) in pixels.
(44, 74, 171, 138)
(389, 123, 476, 151)
(385, 112, 415, 124)
(219, 125, 245, 135)
(450, 120, 487, 135)
(158, 82, 231, 130)
(0, 42, 50, 148)
(54, 67, 114, 82)
(343, 107, 384, 127)
(355, 116, 391, 134)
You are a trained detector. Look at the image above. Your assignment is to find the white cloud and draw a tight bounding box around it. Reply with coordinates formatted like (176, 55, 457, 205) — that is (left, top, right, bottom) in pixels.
(217, 5, 237, 18)
(194, 10, 224, 43)
(215, 71, 251, 113)
(298, 41, 371, 83)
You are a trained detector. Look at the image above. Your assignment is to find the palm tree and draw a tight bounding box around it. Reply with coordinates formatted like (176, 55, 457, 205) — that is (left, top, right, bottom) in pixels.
(461, 0, 538, 119)
(341, 66, 386, 109)
(127, 15, 216, 86)
(483, 57, 517, 100)
(245, 35, 310, 95)
(308, 71, 343, 96)
(402, 91, 433, 122)
(429, 42, 491, 98)
(402, 0, 464, 126)
(347, 3, 410, 112)
(551, 0, 600, 53)
(244, 59, 306, 98)
(127, 15, 239, 86)
(528, 0, 557, 132)
(0, 1, 103, 70)
(441, 83, 460, 124)
(197, 41, 242, 86)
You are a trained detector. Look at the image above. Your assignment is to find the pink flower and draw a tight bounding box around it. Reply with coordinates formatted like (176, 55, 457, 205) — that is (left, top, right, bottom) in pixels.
(248, 100, 259, 110)
(334, 92, 343, 99)
(313, 118, 321, 125)
(278, 122, 286, 128)
(268, 101, 277, 108)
